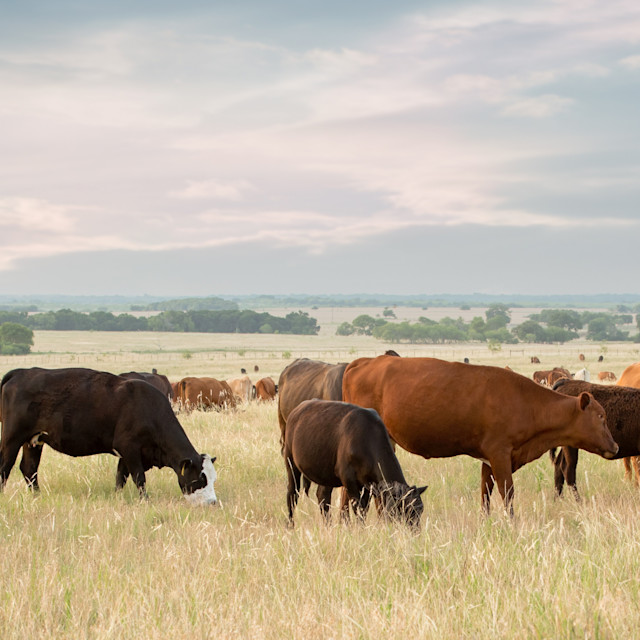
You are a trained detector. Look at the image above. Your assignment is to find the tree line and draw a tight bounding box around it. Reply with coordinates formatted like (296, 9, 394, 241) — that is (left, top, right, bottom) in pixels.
(0, 308, 319, 337)
(336, 305, 639, 344)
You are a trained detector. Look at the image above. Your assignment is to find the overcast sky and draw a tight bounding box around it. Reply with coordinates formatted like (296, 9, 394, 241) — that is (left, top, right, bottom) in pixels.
(1, 0, 639, 297)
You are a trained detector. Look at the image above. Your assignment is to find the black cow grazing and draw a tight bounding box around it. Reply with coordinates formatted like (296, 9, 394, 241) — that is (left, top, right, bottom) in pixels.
(119, 370, 174, 400)
(551, 378, 640, 498)
(283, 399, 426, 528)
(598, 355, 604, 362)
(0, 367, 217, 504)
(240, 368, 247, 374)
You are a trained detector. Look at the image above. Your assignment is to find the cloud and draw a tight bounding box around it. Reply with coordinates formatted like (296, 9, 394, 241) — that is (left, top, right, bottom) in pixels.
(170, 179, 255, 200)
(501, 94, 574, 118)
(619, 54, 640, 69)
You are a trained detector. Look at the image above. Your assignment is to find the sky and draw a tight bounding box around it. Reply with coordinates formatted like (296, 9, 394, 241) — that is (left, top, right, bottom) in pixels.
(1, 0, 639, 297)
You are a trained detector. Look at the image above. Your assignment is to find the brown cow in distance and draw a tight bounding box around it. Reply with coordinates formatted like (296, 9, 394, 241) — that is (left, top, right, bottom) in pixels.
(531, 356, 540, 364)
(579, 354, 586, 361)
(597, 371, 617, 383)
(226, 375, 252, 404)
(284, 399, 426, 527)
(533, 367, 570, 387)
(176, 377, 236, 411)
(255, 377, 277, 401)
(342, 355, 618, 515)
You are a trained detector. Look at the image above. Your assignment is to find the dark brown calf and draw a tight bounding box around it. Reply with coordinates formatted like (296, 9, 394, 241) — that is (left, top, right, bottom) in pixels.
(283, 399, 426, 527)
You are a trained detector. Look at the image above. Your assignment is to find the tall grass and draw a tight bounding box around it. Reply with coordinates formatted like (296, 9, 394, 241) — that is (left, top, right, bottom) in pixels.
(1, 334, 640, 637)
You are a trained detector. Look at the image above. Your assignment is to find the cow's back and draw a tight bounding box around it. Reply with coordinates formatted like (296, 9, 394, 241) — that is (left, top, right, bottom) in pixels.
(618, 363, 640, 389)
(343, 355, 569, 460)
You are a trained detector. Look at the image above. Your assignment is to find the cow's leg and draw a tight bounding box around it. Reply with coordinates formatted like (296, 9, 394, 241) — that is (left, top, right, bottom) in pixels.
(481, 463, 495, 515)
(553, 449, 566, 497)
(285, 456, 301, 527)
(120, 455, 147, 498)
(624, 457, 633, 482)
(632, 457, 640, 487)
(561, 446, 580, 501)
(19, 443, 44, 490)
(0, 441, 23, 491)
(489, 457, 514, 517)
(344, 480, 366, 523)
(316, 485, 333, 522)
(115, 459, 130, 490)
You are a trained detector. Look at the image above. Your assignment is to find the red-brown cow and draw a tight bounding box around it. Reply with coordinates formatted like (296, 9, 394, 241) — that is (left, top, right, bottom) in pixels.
(255, 377, 277, 401)
(175, 377, 236, 411)
(342, 355, 618, 515)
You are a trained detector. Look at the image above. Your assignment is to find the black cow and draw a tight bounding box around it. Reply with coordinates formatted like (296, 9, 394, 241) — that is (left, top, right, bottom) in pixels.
(119, 370, 173, 400)
(0, 367, 217, 503)
(284, 399, 426, 528)
(551, 378, 640, 498)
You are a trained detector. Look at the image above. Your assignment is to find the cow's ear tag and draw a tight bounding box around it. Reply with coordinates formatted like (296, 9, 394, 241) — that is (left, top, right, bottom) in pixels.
(181, 463, 186, 476)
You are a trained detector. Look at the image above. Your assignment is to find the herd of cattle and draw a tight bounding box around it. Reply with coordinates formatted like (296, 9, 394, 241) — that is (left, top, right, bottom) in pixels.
(1, 354, 640, 528)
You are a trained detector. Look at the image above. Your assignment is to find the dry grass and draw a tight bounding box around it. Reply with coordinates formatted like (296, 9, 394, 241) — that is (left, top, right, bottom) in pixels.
(1, 330, 640, 638)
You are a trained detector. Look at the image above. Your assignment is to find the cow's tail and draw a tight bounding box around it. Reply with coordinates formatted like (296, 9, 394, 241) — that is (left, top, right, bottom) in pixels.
(0, 369, 14, 424)
(549, 448, 557, 464)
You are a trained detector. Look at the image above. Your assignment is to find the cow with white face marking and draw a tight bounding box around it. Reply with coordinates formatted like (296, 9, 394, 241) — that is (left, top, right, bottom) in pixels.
(0, 367, 218, 504)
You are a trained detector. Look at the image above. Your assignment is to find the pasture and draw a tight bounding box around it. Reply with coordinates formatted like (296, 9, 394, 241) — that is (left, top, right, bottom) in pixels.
(1, 330, 640, 638)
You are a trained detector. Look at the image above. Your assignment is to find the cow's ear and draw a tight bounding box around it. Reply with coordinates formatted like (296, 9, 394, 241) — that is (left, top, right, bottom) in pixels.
(179, 458, 194, 476)
(578, 392, 591, 410)
(416, 485, 428, 495)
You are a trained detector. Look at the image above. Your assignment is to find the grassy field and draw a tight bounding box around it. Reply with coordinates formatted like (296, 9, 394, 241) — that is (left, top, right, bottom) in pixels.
(1, 330, 640, 638)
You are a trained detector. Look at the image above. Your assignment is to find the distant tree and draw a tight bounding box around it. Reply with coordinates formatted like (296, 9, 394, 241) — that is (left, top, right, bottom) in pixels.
(0, 322, 34, 354)
(586, 317, 628, 341)
(383, 308, 396, 318)
(336, 322, 355, 336)
(485, 304, 510, 330)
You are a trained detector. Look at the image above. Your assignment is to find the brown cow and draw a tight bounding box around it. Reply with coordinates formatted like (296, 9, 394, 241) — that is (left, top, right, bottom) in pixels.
(226, 375, 253, 404)
(176, 377, 236, 411)
(284, 399, 426, 527)
(255, 377, 277, 401)
(617, 363, 640, 484)
(119, 370, 174, 400)
(277, 358, 348, 448)
(342, 355, 618, 515)
(531, 356, 541, 364)
(597, 371, 617, 383)
(579, 353, 586, 361)
(547, 367, 571, 386)
(551, 378, 640, 497)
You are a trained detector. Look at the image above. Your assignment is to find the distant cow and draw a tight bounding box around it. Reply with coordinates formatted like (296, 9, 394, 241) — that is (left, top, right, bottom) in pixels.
(573, 368, 590, 381)
(531, 356, 541, 364)
(176, 377, 236, 411)
(119, 370, 173, 400)
(284, 399, 426, 527)
(342, 355, 617, 515)
(597, 371, 617, 383)
(551, 378, 640, 498)
(598, 355, 604, 362)
(547, 367, 571, 386)
(533, 367, 570, 387)
(579, 354, 585, 361)
(0, 367, 217, 504)
(255, 377, 277, 401)
(226, 375, 253, 404)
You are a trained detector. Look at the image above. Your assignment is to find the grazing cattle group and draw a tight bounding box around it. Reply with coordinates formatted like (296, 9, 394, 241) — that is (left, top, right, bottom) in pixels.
(342, 354, 617, 515)
(2, 351, 639, 527)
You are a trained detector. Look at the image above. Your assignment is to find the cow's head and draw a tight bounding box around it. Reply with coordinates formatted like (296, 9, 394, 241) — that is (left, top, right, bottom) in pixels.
(179, 454, 218, 506)
(377, 481, 427, 529)
(574, 392, 618, 460)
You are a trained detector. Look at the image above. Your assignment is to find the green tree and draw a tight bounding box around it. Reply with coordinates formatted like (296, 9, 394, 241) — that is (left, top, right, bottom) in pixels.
(0, 322, 34, 354)
(336, 322, 355, 336)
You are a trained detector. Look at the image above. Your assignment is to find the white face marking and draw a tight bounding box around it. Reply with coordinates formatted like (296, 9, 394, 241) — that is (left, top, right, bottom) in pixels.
(184, 454, 218, 506)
